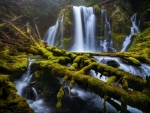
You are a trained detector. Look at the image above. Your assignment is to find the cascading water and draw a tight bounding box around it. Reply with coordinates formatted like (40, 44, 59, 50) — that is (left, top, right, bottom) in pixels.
(43, 20, 59, 46)
(14, 59, 50, 113)
(121, 13, 140, 52)
(71, 6, 84, 52)
(94, 56, 150, 78)
(99, 9, 115, 52)
(44, 6, 117, 52)
(82, 6, 96, 51)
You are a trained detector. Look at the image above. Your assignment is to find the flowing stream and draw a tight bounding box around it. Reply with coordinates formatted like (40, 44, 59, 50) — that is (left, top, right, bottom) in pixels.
(14, 59, 50, 113)
(94, 56, 150, 77)
(39, 6, 149, 113)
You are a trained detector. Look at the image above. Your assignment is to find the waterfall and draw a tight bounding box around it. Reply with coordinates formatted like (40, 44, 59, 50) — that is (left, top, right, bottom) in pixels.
(82, 6, 96, 51)
(121, 13, 140, 52)
(44, 6, 117, 52)
(14, 59, 50, 113)
(71, 6, 84, 52)
(99, 9, 115, 52)
(14, 59, 34, 96)
(43, 20, 59, 46)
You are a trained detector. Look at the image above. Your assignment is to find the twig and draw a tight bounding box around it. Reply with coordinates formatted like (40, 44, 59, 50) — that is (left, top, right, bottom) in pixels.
(115, 77, 123, 86)
(0, 39, 18, 45)
(0, 15, 23, 27)
(0, 31, 11, 39)
(33, 17, 41, 39)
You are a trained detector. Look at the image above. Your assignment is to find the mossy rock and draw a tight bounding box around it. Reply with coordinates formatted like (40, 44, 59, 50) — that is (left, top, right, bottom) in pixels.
(128, 27, 150, 61)
(0, 74, 34, 113)
(0, 54, 28, 79)
(106, 60, 120, 68)
(112, 32, 127, 51)
(123, 57, 141, 66)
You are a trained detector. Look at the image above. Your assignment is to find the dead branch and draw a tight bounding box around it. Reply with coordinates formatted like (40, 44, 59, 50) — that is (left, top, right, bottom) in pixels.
(0, 39, 18, 45)
(33, 17, 41, 39)
(0, 15, 23, 27)
(0, 31, 11, 39)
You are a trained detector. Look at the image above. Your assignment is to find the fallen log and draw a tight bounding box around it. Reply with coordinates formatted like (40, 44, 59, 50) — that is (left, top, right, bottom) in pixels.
(30, 46, 150, 112)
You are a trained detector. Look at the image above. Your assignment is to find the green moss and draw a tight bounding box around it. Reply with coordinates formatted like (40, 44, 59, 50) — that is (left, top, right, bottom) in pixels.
(56, 101, 62, 109)
(122, 78, 128, 90)
(142, 88, 150, 97)
(0, 46, 10, 56)
(28, 46, 39, 54)
(56, 87, 64, 108)
(0, 55, 28, 79)
(128, 27, 150, 61)
(33, 70, 41, 80)
(0, 74, 34, 113)
(123, 57, 141, 65)
(69, 78, 75, 89)
(106, 76, 117, 85)
(112, 32, 126, 51)
(56, 38, 72, 50)
(94, 5, 100, 14)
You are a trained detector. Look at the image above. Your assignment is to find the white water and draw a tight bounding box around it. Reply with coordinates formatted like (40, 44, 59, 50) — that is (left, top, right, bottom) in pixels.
(99, 9, 116, 52)
(111, 98, 142, 113)
(90, 69, 108, 82)
(94, 56, 150, 77)
(43, 20, 59, 46)
(71, 6, 84, 52)
(121, 13, 140, 51)
(14, 59, 50, 113)
(14, 59, 34, 96)
(44, 6, 117, 52)
(32, 87, 39, 101)
(82, 6, 96, 51)
(59, 78, 118, 112)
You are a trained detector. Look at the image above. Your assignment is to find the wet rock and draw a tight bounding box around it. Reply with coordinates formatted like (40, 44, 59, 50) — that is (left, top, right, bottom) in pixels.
(22, 86, 35, 100)
(64, 86, 70, 95)
(106, 60, 120, 68)
(70, 90, 79, 97)
(29, 81, 36, 86)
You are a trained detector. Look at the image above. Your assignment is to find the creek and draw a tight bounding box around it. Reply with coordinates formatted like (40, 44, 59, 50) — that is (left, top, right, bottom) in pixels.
(15, 5, 149, 113)
(14, 59, 50, 113)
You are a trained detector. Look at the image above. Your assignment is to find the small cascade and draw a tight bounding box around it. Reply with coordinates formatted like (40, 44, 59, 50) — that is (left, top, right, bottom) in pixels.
(43, 20, 59, 46)
(32, 87, 39, 101)
(99, 9, 115, 52)
(14, 59, 50, 113)
(14, 59, 34, 96)
(90, 70, 108, 82)
(94, 56, 150, 78)
(121, 13, 140, 52)
(71, 6, 84, 52)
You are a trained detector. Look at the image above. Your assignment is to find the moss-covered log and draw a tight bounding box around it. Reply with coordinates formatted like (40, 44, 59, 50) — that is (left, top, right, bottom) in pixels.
(32, 60, 150, 112)
(30, 46, 150, 112)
